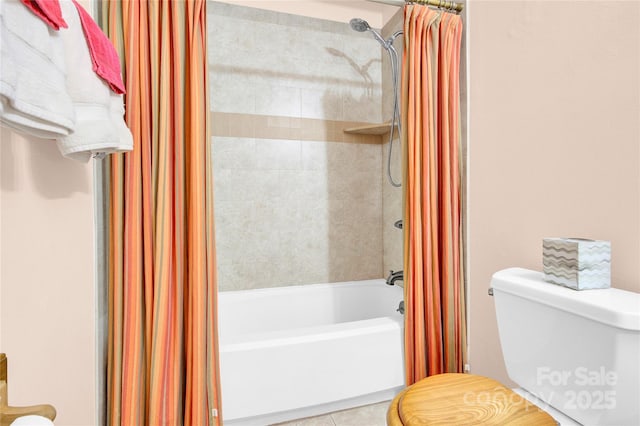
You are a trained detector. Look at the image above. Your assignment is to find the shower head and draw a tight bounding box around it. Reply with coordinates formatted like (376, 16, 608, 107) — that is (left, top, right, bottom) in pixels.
(350, 17, 389, 49)
(349, 18, 371, 32)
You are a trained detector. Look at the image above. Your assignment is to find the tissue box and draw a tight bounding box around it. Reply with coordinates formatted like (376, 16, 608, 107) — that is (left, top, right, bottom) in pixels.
(543, 238, 611, 290)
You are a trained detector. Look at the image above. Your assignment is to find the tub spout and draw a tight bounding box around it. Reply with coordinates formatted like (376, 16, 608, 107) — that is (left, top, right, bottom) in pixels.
(386, 270, 403, 286)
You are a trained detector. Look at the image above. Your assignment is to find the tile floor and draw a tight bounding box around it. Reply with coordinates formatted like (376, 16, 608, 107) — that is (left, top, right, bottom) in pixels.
(274, 401, 389, 426)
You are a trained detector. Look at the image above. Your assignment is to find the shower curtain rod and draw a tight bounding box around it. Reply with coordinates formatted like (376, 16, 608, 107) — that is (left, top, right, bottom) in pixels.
(367, 0, 464, 13)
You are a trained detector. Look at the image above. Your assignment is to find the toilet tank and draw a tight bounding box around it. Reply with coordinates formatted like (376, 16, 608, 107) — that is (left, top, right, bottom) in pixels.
(491, 268, 640, 426)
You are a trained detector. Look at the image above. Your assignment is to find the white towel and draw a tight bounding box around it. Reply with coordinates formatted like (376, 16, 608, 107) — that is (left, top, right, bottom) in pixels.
(55, 0, 132, 162)
(0, 0, 75, 138)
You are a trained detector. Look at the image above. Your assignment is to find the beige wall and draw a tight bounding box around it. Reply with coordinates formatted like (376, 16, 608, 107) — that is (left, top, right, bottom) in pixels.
(0, 2, 97, 424)
(216, 0, 398, 28)
(468, 0, 640, 384)
(0, 129, 96, 425)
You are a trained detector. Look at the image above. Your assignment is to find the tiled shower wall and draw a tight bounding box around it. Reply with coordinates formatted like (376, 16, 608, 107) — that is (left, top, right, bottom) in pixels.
(208, 2, 385, 291)
(381, 9, 404, 279)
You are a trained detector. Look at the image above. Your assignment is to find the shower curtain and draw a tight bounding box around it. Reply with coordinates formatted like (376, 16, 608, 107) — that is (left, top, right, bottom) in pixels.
(100, 1, 221, 424)
(402, 4, 466, 385)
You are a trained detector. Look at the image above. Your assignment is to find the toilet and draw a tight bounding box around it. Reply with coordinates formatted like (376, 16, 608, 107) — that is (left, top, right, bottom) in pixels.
(388, 267, 640, 425)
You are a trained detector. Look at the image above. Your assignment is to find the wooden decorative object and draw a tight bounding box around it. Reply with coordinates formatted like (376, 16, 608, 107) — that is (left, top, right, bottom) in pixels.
(0, 354, 57, 426)
(387, 373, 558, 425)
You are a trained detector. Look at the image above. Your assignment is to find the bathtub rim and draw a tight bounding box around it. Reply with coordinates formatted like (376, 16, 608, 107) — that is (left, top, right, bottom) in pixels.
(218, 278, 404, 349)
(217, 277, 393, 298)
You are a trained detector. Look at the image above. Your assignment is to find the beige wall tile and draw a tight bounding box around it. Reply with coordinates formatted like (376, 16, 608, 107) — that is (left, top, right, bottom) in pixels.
(255, 84, 302, 117)
(212, 136, 256, 170)
(382, 138, 403, 275)
(255, 139, 302, 170)
(342, 89, 383, 123)
(210, 72, 257, 114)
(301, 88, 344, 121)
(301, 141, 329, 171)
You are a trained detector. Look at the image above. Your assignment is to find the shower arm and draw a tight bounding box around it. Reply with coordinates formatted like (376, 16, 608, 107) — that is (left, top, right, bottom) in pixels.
(389, 31, 403, 43)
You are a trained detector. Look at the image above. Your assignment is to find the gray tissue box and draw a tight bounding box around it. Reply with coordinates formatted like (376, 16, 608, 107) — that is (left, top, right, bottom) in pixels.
(543, 238, 611, 290)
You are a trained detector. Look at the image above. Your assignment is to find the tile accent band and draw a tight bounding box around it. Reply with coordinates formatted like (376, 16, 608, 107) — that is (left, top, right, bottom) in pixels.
(211, 112, 385, 144)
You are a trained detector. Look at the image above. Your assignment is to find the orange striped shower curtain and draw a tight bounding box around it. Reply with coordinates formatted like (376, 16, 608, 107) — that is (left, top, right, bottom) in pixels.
(101, 1, 221, 424)
(402, 4, 466, 385)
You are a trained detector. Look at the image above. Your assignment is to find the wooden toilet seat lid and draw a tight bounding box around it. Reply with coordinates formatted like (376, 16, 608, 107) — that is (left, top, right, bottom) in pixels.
(388, 373, 557, 425)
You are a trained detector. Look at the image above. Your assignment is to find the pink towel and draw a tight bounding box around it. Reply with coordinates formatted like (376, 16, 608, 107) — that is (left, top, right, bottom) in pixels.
(20, 0, 68, 30)
(71, 0, 126, 94)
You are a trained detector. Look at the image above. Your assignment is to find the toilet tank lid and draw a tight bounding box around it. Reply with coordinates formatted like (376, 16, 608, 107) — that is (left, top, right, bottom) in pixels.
(491, 268, 640, 331)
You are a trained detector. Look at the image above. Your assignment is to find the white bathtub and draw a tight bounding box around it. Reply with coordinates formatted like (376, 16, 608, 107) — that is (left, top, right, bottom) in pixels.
(218, 279, 405, 425)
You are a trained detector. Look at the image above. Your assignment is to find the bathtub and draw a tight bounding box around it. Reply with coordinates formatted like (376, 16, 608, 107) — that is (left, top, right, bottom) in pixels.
(218, 279, 405, 425)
